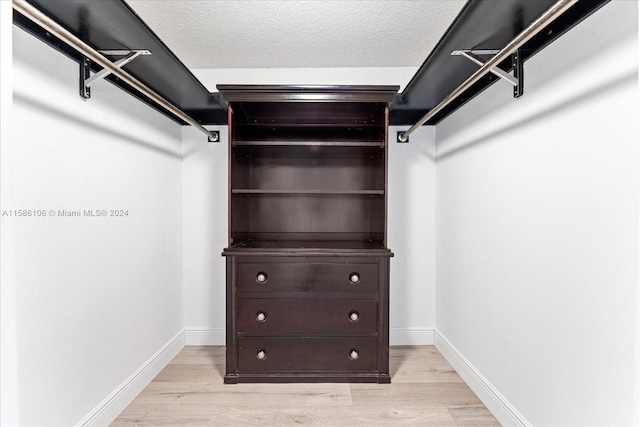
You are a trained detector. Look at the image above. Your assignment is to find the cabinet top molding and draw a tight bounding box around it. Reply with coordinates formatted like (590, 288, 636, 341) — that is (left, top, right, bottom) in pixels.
(217, 85, 400, 104)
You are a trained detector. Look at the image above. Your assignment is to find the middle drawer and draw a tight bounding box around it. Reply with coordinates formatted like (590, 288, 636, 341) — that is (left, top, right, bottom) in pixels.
(237, 298, 378, 334)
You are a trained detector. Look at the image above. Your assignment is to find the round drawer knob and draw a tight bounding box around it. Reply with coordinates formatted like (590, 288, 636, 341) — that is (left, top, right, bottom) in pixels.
(349, 349, 359, 360)
(256, 311, 267, 322)
(256, 272, 268, 284)
(349, 273, 360, 284)
(349, 311, 359, 322)
(256, 349, 267, 360)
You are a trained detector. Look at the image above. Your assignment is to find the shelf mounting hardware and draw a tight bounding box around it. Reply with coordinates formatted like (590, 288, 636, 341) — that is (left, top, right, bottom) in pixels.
(513, 49, 524, 98)
(13, 0, 219, 143)
(450, 49, 521, 89)
(80, 49, 152, 99)
(79, 56, 91, 99)
(397, 0, 578, 143)
(208, 130, 220, 143)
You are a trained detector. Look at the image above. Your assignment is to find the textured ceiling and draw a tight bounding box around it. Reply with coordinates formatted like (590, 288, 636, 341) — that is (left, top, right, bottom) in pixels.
(125, 0, 467, 69)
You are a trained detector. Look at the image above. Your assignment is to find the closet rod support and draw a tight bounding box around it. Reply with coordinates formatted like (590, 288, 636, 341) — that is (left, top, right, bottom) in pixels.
(84, 50, 152, 89)
(450, 50, 519, 86)
(12, 0, 218, 142)
(80, 56, 91, 99)
(398, 0, 579, 143)
(513, 49, 524, 98)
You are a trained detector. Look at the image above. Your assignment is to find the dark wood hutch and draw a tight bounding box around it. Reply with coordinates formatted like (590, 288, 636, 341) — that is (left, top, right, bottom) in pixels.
(220, 85, 398, 383)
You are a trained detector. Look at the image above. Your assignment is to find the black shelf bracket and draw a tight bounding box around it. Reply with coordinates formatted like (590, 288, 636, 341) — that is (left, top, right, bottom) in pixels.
(79, 56, 91, 99)
(450, 49, 524, 98)
(513, 49, 524, 98)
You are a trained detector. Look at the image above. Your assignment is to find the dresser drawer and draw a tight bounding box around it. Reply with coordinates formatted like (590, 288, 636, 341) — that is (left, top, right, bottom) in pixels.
(237, 298, 377, 334)
(236, 262, 378, 295)
(238, 336, 378, 372)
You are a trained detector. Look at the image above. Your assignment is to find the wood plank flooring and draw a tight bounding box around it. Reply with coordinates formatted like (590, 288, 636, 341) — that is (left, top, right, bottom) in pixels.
(111, 346, 499, 426)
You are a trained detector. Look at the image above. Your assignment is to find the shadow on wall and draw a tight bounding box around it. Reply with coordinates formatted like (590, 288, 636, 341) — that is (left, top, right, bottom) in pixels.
(389, 128, 435, 335)
(13, 92, 181, 159)
(180, 126, 229, 336)
(436, 71, 637, 161)
(435, 0, 638, 162)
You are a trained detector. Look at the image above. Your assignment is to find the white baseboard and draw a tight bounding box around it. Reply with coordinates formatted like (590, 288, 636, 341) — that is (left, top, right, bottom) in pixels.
(434, 329, 531, 427)
(77, 330, 186, 427)
(390, 327, 434, 345)
(183, 327, 434, 346)
(184, 327, 225, 345)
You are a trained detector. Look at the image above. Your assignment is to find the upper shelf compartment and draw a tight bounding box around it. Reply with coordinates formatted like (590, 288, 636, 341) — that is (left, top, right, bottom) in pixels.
(219, 86, 399, 144)
(231, 102, 387, 144)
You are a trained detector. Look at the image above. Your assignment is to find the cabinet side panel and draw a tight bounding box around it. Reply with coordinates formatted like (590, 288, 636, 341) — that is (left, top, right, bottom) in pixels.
(225, 257, 239, 383)
(227, 106, 234, 246)
(378, 258, 390, 381)
(384, 105, 389, 248)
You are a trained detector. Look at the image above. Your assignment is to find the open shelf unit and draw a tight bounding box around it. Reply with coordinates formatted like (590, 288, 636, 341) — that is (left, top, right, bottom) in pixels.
(225, 88, 397, 250)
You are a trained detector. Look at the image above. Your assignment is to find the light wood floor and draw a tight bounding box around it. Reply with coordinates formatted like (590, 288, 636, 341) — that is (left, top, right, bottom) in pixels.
(111, 346, 499, 426)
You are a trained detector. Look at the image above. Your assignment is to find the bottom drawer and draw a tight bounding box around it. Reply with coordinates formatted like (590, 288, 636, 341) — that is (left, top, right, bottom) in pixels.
(238, 336, 378, 373)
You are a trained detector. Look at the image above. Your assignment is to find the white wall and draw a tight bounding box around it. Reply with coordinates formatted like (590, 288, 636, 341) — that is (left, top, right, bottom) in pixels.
(435, 1, 639, 425)
(5, 26, 184, 425)
(181, 125, 228, 344)
(388, 126, 436, 344)
(182, 67, 437, 345)
(1, 2, 19, 425)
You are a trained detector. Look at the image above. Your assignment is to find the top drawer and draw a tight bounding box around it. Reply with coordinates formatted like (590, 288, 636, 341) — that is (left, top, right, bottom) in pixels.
(236, 261, 378, 295)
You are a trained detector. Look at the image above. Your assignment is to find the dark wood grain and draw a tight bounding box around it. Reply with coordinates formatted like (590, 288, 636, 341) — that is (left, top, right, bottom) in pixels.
(378, 258, 391, 380)
(228, 240, 388, 250)
(224, 257, 238, 384)
(231, 193, 386, 241)
(235, 260, 378, 295)
(233, 140, 384, 147)
(238, 336, 378, 372)
(232, 145, 385, 191)
(223, 86, 393, 383)
(237, 299, 378, 334)
(217, 86, 398, 104)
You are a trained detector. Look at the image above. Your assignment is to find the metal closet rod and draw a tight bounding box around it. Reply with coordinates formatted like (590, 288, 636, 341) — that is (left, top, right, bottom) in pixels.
(12, 0, 217, 142)
(398, 0, 579, 142)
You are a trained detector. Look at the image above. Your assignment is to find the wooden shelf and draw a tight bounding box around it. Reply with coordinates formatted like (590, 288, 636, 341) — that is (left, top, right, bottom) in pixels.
(232, 189, 384, 195)
(235, 123, 383, 128)
(228, 97, 388, 245)
(224, 239, 393, 256)
(229, 240, 388, 250)
(232, 140, 384, 147)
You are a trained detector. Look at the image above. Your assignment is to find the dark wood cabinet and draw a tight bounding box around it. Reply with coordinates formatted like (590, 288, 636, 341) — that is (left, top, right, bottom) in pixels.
(220, 85, 397, 383)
